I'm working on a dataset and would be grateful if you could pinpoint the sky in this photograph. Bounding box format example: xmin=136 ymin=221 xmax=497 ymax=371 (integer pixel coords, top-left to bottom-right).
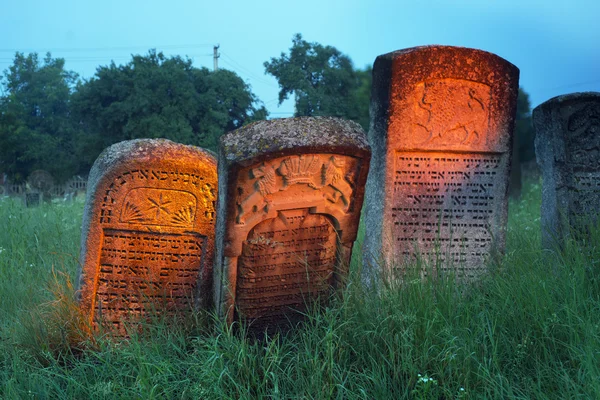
xmin=1 ymin=0 xmax=598 ymax=118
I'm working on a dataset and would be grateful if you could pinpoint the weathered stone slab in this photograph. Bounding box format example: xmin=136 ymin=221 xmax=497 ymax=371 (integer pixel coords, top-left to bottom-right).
xmin=362 ymin=46 xmax=519 ymax=281
xmin=77 ymin=139 xmax=217 ymax=333
xmin=533 ymin=92 xmax=600 ymax=249
xmin=214 ymin=117 xmax=370 ymax=332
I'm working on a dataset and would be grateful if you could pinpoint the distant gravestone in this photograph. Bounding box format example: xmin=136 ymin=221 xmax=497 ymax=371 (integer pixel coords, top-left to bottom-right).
xmin=362 ymin=46 xmax=519 ymax=281
xmin=24 ymin=191 xmax=42 ymax=207
xmin=214 ymin=117 xmax=370 ymax=332
xmin=28 ymin=170 xmax=54 ymax=193
xmin=77 ymin=139 xmax=217 ymax=333
xmin=533 ymin=92 xmax=600 ymax=249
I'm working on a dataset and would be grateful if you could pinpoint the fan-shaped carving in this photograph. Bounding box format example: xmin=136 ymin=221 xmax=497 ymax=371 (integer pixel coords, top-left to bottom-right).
xmin=121 ymin=202 xmax=144 ymax=223
xmin=171 ymin=205 xmax=195 ymax=227
xmin=278 ymin=155 xmax=322 ymax=188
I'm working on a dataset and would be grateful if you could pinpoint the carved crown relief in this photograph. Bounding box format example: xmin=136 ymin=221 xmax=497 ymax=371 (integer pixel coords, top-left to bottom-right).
xmin=236 ymin=154 xmax=355 ymax=225
xmin=413 ymin=79 xmax=491 ymax=147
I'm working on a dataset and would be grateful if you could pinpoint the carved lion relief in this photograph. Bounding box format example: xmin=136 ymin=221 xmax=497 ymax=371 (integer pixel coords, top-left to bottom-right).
xmin=413 ymin=79 xmax=491 ymax=147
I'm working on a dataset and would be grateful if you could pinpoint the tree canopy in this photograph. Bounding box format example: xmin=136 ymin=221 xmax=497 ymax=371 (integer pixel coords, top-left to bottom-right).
xmin=264 ymin=34 xmax=369 ymax=130
xmin=515 ymin=87 xmax=536 ymax=163
xmin=0 ymin=53 xmax=81 ymax=182
xmin=73 ymin=50 xmax=267 ymax=161
xmin=0 ymin=41 xmax=538 ymax=184
xmin=0 ymin=50 xmax=267 ymax=182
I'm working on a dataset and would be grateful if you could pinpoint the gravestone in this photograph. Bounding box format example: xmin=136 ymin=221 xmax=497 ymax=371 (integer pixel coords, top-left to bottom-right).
xmin=28 ymin=169 xmax=54 ymax=202
xmin=214 ymin=117 xmax=370 ymax=332
xmin=24 ymin=191 xmax=42 ymax=207
xmin=77 ymin=139 xmax=217 ymax=333
xmin=362 ymin=45 xmax=519 ymax=281
xmin=533 ymin=92 xmax=600 ymax=249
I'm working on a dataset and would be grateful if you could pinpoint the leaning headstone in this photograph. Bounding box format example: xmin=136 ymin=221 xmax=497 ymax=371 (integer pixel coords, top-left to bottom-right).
xmin=77 ymin=139 xmax=217 ymax=333
xmin=214 ymin=117 xmax=370 ymax=332
xmin=533 ymin=92 xmax=600 ymax=249
xmin=363 ymin=45 xmax=519 ymax=281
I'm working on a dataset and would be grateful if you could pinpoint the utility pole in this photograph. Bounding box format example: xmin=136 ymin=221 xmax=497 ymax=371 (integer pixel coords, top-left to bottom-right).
xmin=213 ymin=44 xmax=220 ymax=72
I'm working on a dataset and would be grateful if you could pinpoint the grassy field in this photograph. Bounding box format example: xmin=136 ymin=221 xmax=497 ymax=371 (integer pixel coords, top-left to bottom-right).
xmin=1 ymin=180 xmax=600 ymax=399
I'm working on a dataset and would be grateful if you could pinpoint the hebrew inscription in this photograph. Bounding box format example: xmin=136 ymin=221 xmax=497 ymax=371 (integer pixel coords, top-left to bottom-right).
xmin=96 ymin=229 xmax=205 ymax=331
xmin=99 ymin=169 xmax=215 ymax=225
xmin=565 ymin=103 xmax=600 ymax=219
xmin=534 ymin=93 xmax=600 ymax=248
xmin=413 ymin=79 xmax=491 ymax=148
xmin=78 ymin=139 xmax=217 ymax=333
xmin=235 ymin=209 xmax=336 ymax=329
xmin=392 ymin=152 xmax=502 ymax=276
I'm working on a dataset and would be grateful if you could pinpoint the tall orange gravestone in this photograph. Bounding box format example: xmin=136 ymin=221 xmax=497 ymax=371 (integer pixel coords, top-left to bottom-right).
xmin=77 ymin=139 xmax=217 ymax=333
xmin=362 ymin=46 xmax=519 ymax=281
xmin=214 ymin=117 xmax=370 ymax=332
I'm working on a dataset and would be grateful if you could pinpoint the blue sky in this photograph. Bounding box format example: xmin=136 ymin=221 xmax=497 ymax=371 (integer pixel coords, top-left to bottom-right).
xmin=1 ymin=0 xmax=598 ymax=117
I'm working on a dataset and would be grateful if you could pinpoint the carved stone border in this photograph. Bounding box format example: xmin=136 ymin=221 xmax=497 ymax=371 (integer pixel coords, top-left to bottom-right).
xmin=214 ymin=117 xmax=371 ymax=326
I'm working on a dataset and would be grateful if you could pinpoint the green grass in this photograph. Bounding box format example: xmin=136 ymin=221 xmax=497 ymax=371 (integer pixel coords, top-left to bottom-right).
xmin=2 ymin=180 xmax=600 ymax=399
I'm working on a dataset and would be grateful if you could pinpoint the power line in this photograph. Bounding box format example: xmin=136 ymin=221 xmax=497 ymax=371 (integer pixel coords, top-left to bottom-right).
xmin=220 ymin=52 xmax=279 ymax=88
xmin=0 ymin=54 xmax=213 ymax=63
xmin=220 ymin=61 xmax=280 ymax=89
xmin=0 ymin=44 xmax=213 ymax=53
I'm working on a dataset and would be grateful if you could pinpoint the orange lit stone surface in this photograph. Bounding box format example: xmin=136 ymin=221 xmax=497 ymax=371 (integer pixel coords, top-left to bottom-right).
xmin=214 ymin=117 xmax=370 ymax=332
xmin=363 ymin=46 xmax=519 ymax=280
xmin=77 ymin=139 xmax=217 ymax=333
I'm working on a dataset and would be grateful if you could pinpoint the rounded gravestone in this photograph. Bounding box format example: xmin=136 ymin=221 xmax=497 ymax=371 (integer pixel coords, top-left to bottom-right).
xmin=533 ymin=92 xmax=600 ymax=249
xmin=214 ymin=117 xmax=371 ymax=333
xmin=27 ymin=170 xmax=54 ymax=192
xmin=77 ymin=139 xmax=218 ymax=334
xmin=362 ymin=45 xmax=519 ymax=282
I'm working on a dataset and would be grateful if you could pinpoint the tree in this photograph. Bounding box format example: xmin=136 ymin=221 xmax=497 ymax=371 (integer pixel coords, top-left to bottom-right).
xmin=353 ymin=66 xmax=372 ymax=131
xmin=0 ymin=53 xmax=81 ymax=182
xmin=73 ymin=50 xmax=267 ymax=161
xmin=515 ymin=87 xmax=536 ymax=162
xmin=265 ymin=34 xmax=364 ymax=124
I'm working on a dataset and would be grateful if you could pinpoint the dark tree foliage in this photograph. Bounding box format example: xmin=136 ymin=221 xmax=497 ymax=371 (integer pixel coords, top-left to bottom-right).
xmin=73 ymin=50 xmax=267 ymax=164
xmin=353 ymin=66 xmax=372 ymax=132
xmin=265 ymin=34 xmax=369 ymax=129
xmin=0 ymin=50 xmax=267 ymax=182
xmin=515 ymin=87 xmax=536 ymax=162
xmin=0 ymin=53 xmax=82 ymax=182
